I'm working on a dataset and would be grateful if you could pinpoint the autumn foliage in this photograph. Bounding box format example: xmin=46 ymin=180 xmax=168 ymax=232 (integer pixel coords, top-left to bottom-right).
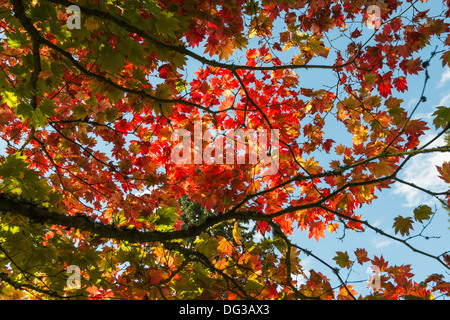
xmin=0 ymin=0 xmax=449 ymax=300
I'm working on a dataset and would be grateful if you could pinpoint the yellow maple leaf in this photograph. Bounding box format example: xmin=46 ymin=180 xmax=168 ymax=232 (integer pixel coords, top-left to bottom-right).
xmin=338 ymin=285 xmax=358 ymax=300
xmin=370 ymin=160 xmax=397 ymax=178
xmin=84 ymin=16 xmax=100 ymax=31
xmin=232 ymin=221 xmax=243 ymax=245
xmin=352 ymin=125 xmax=368 ymax=145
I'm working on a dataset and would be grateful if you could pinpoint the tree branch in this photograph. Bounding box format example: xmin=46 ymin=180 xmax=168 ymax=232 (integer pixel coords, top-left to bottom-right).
xmin=45 ymin=0 xmax=366 ymax=73
xmin=0 ymin=192 xmax=269 ymax=243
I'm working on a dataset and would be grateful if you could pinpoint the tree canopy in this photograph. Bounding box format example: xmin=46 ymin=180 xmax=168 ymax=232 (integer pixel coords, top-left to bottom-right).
xmin=0 ymin=0 xmax=449 ymax=300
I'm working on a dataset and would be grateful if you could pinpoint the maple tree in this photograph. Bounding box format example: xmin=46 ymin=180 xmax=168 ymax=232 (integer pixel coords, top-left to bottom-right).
xmin=0 ymin=0 xmax=449 ymax=300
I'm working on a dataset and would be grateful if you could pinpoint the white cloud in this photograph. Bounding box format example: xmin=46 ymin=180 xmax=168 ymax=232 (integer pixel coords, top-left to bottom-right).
xmin=438 ymin=67 xmax=450 ymax=88
xmin=295 ymin=257 xmax=312 ymax=287
xmin=372 ymin=238 xmax=392 ymax=249
xmin=412 ymin=111 xmax=433 ymax=122
xmin=371 ymin=219 xmax=384 ymax=228
xmin=392 ymin=135 xmax=448 ymax=207
xmin=438 ymin=92 xmax=450 ymax=107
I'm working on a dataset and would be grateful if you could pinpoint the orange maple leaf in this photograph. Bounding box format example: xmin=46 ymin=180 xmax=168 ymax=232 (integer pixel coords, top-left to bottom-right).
xmin=217 ymin=237 xmax=234 ymax=257
xmin=436 ymin=161 xmax=450 ymax=183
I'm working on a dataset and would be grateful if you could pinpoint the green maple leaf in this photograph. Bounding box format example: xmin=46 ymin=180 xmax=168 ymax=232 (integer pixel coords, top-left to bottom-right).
xmin=0 ymin=153 xmax=53 ymax=201
xmin=6 ymin=31 xmax=28 ymax=49
xmin=413 ymin=205 xmax=433 ymax=223
xmin=244 ymin=274 xmax=265 ymax=291
xmin=97 ymin=43 xmax=124 ymax=74
xmin=39 ymin=99 xmax=56 ymax=117
xmin=118 ymin=38 xmax=147 ymax=66
xmin=393 ymin=216 xmax=414 ymax=237
xmin=364 ymin=72 xmax=377 ymax=84
xmin=144 ymin=0 xmax=162 ymax=18
xmin=152 ymin=206 xmax=179 ymax=231
xmin=15 ymin=102 xmax=51 ymax=128
xmin=432 ymin=106 xmax=450 ymax=129
xmin=154 ymin=12 xmax=181 ymax=38
xmin=333 ymin=251 xmax=352 ymax=269
xmin=194 ymin=234 xmax=218 ymax=258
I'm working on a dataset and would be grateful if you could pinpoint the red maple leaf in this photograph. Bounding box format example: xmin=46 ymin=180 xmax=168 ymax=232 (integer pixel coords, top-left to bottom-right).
xmin=393 ymin=76 xmax=408 ymax=92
